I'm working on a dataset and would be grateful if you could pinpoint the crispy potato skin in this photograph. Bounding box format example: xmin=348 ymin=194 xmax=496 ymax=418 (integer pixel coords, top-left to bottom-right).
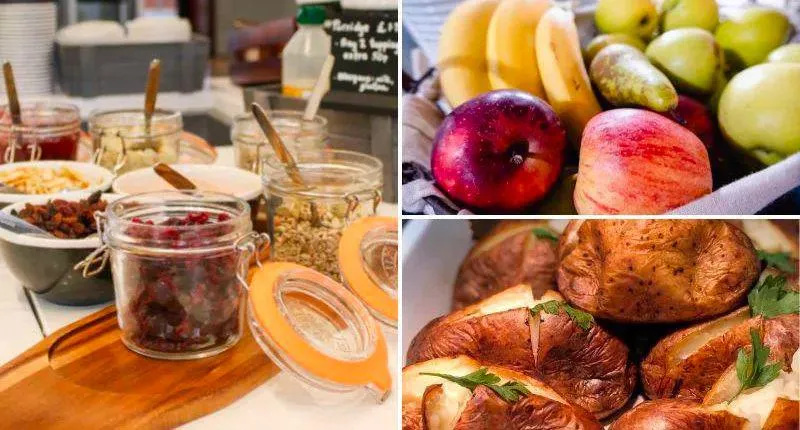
xmin=403 ymin=357 xmax=603 ymax=430
xmin=407 ymin=307 xmax=636 ymax=418
xmin=558 ymin=220 xmax=759 ymax=323
xmin=642 ymin=311 xmax=800 ymax=400
xmin=610 ymin=399 xmax=747 ymax=430
xmin=454 ymin=221 xmax=558 ymax=309
xmin=764 ymin=398 xmax=800 ymax=430
xmin=403 ymin=403 xmax=424 ymax=430
xmin=453 ymin=385 xmax=511 ymax=430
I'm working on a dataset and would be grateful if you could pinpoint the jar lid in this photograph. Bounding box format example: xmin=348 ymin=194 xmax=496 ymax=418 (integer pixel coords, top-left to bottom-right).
xmin=248 ymin=262 xmax=391 ymax=401
xmin=338 ymin=216 xmax=397 ymax=327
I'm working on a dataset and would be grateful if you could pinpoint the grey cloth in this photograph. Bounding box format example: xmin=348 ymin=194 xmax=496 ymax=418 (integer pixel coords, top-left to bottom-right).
xmin=670 ymin=152 xmax=800 ymax=215
xmin=401 ymin=74 xmax=474 ymax=215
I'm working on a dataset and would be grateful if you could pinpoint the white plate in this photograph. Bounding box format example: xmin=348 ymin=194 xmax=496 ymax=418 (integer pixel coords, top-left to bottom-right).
xmin=0 ymin=161 xmax=113 ymax=205
xmin=113 ymin=164 xmax=263 ymax=201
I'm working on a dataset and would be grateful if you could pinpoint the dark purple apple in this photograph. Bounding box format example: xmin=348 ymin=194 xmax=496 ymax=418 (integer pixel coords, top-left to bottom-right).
xmin=431 ymin=90 xmax=566 ymax=212
xmin=659 ymin=95 xmax=715 ymax=149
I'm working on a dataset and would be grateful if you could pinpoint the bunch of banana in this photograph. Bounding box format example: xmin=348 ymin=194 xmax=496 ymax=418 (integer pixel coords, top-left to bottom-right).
xmin=438 ymin=0 xmax=600 ymax=144
xmin=535 ymin=7 xmax=602 ymax=144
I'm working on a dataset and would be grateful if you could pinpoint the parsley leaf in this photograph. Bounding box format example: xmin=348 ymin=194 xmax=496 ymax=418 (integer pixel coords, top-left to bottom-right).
xmin=530 ymin=300 xmax=594 ymax=330
xmin=531 ymin=227 xmax=558 ymax=242
xmin=420 ymin=368 xmax=531 ymax=403
xmin=757 ymin=250 xmax=797 ymax=274
xmin=748 ymin=275 xmax=800 ymax=318
xmin=732 ymin=329 xmax=783 ymax=401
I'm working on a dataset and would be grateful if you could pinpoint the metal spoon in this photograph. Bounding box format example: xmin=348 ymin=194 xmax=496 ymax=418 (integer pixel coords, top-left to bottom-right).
xmin=143 ymin=59 xmax=161 ymax=144
xmin=2 ymin=62 xmax=24 ymax=163
xmin=0 ymin=211 xmax=53 ymax=237
xmin=154 ymin=163 xmax=197 ymax=190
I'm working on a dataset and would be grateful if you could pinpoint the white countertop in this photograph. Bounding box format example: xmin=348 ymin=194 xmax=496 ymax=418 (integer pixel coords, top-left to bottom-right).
xmin=1 ymin=145 xmax=399 ymax=428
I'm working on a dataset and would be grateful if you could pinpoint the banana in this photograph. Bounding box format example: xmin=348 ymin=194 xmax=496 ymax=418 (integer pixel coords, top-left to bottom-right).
xmin=535 ymin=7 xmax=602 ymax=146
xmin=487 ymin=0 xmax=550 ymax=98
xmin=438 ymin=0 xmax=500 ymax=107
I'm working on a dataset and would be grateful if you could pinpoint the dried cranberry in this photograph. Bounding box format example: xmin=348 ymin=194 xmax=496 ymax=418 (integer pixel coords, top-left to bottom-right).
xmin=120 ymin=211 xmax=243 ymax=355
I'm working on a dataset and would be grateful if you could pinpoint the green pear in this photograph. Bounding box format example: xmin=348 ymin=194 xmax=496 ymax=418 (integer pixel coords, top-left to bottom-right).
xmin=715 ymin=7 xmax=791 ymax=71
xmin=646 ymin=28 xmax=724 ymax=95
xmin=660 ymin=0 xmax=718 ymax=32
xmin=595 ymin=0 xmax=658 ymax=39
xmin=590 ymin=44 xmax=678 ymax=111
xmin=584 ymin=34 xmax=647 ymax=64
xmin=768 ymin=44 xmax=800 ymax=64
xmin=718 ymin=63 xmax=800 ymax=165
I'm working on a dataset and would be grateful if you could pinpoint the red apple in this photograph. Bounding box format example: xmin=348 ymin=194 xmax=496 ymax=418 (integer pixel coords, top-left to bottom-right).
xmin=431 ymin=90 xmax=566 ymax=212
xmin=575 ymin=109 xmax=712 ymax=214
xmin=659 ymin=95 xmax=715 ymax=149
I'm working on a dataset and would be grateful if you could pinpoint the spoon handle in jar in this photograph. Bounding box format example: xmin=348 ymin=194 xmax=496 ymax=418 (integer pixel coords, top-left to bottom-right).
xmin=144 ymin=59 xmax=161 ymax=131
xmin=303 ymin=55 xmax=335 ymax=121
xmin=2 ymin=62 xmax=22 ymax=126
xmin=154 ymin=163 xmax=197 ymax=190
xmin=250 ymin=103 xmax=305 ymax=186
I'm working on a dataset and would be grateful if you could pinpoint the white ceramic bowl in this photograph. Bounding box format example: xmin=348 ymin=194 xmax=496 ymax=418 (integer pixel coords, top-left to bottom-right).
xmin=0 ymin=160 xmax=114 ymax=206
xmin=112 ymin=164 xmax=262 ymax=201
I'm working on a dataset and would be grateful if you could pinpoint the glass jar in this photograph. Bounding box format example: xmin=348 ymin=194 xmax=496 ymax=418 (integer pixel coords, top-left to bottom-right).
xmin=98 ymin=191 xmax=265 ymax=360
xmin=0 ymin=103 xmax=81 ymax=163
xmin=88 ymin=108 xmax=182 ymax=174
xmin=232 ymin=110 xmax=328 ymax=174
xmin=264 ymin=149 xmax=382 ymax=279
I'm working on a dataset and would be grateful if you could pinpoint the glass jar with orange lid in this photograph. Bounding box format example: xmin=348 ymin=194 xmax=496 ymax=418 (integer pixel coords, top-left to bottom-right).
xmin=264 ymin=149 xmax=382 ymax=279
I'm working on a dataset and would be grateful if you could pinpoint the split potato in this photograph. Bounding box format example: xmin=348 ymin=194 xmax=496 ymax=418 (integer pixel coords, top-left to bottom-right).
xmin=453 ymin=221 xmax=559 ymax=309
xmin=558 ymin=220 xmax=760 ymax=323
xmin=614 ymin=349 xmax=800 ymax=430
xmin=641 ymin=308 xmax=799 ymax=401
xmin=407 ymin=285 xmax=636 ymax=419
xmin=402 ymin=356 xmax=602 ymax=430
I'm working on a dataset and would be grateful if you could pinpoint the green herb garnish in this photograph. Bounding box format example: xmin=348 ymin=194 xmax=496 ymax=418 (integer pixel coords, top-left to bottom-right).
xmin=757 ymin=250 xmax=797 ymax=274
xmin=748 ymin=275 xmax=800 ymax=318
xmin=732 ymin=329 xmax=782 ymax=401
xmin=530 ymin=300 xmax=594 ymax=330
xmin=420 ymin=368 xmax=531 ymax=403
xmin=531 ymin=227 xmax=558 ymax=242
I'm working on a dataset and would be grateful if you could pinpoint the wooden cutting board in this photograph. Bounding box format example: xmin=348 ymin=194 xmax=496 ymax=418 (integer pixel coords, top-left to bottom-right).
xmin=0 ymin=306 xmax=279 ymax=429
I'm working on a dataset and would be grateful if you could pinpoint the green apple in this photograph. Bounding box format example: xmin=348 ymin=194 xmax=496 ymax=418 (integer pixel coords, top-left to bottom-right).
xmin=768 ymin=44 xmax=800 ymax=63
xmin=584 ymin=33 xmax=647 ymax=64
xmin=660 ymin=0 xmax=718 ymax=32
xmin=646 ymin=28 xmax=724 ymax=95
xmin=715 ymin=7 xmax=791 ymax=71
xmin=595 ymin=0 xmax=658 ymax=39
xmin=718 ymin=63 xmax=800 ymax=165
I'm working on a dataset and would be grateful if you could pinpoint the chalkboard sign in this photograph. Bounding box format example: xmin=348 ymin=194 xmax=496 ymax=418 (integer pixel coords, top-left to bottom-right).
xmin=326 ymin=9 xmax=398 ymax=96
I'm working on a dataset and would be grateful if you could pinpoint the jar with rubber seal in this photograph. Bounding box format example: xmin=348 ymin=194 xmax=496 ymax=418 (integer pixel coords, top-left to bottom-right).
xmin=264 ymin=149 xmax=383 ymax=279
xmin=88 ymin=108 xmax=181 ymax=174
xmin=338 ymin=216 xmax=397 ymax=329
xmin=247 ymin=261 xmax=392 ymax=402
xmin=78 ymin=191 xmax=268 ymax=360
xmin=0 ymin=103 xmax=81 ymax=163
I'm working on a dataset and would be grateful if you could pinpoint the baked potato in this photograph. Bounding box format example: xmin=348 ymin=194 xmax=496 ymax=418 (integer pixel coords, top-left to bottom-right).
xmin=614 ymin=348 xmax=800 ymax=430
xmin=453 ymin=221 xmax=559 ymax=309
xmin=407 ymin=285 xmax=636 ymax=419
xmin=641 ymin=307 xmax=799 ymax=401
xmin=557 ymin=220 xmax=760 ymax=323
xmin=402 ymin=356 xmax=602 ymax=430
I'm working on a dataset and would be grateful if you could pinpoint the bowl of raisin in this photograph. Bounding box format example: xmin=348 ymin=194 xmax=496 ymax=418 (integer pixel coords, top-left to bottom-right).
xmin=0 ymin=192 xmax=116 ymax=305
